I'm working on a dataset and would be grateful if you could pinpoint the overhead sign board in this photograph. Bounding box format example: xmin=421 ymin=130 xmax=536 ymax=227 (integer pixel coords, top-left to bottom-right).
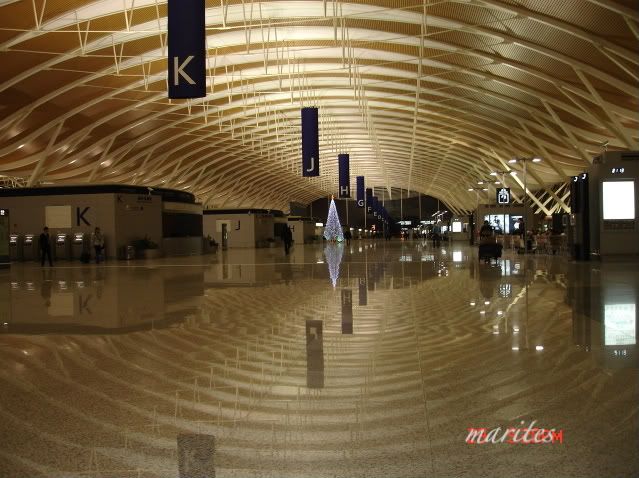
xmin=496 ymin=187 xmax=511 ymax=205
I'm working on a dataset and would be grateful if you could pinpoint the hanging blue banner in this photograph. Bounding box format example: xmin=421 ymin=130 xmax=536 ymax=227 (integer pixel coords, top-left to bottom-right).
xmin=370 ymin=196 xmax=379 ymax=217
xmin=356 ymin=176 xmax=365 ymax=207
xmin=366 ymin=188 xmax=373 ymax=214
xmin=301 ymin=107 xmax=319 ymax=176
xmin=168 ymin=0 xmax=206 ymax=99
xmin=338 ymin=154 xmax=350 ymax=198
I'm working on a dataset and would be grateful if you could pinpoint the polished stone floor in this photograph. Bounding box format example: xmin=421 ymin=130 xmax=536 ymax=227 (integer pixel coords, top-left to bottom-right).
xmin=0 ymin=241 xmax=637 ymax=478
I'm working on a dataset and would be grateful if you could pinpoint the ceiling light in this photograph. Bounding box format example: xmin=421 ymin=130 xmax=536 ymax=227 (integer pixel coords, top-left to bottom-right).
xmin=490 ymin=172 xmax=498 ymax=176
xmin=532 ymin=157 xmax=542 ymax=163
xmin=535 ymin=345 xmax=544 ymax=351
xmin=494 ymin=181 xmax=501 ymax=185
xmin=468 ymin=188 xmax=473 ymax=191
xmin=17 ymin=144 xmax=25 ymax=149
xmin=478 ymin=181 xmax=484 ymax=185
xmin=483 ymin=188 xmax=488 ymax=191
xmin=508 ymin=159 xmax=517 ymax=164
xmin=510 ymin=171 xmax=517 ymax=176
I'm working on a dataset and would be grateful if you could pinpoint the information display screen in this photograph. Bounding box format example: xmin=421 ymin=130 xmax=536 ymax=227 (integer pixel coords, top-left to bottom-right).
xmin=603 ymin=181 xmax=635 ymax=220
xmin=452 ymin=221 xmax=462 ymax=233
xmin=74 ymin=233 xmax=84 ymax=243
xmin=56 ymin=234 xmax=66 ymax=244
xmin=604 ymin=304 xmax=636 ymax=346
xmin=45 ymin=205 xmax=72 ymax=228
xmin=484 ymin=214 xmax=521 ymax=234
xmin=24 ymin=234 xmax=34 ymax=244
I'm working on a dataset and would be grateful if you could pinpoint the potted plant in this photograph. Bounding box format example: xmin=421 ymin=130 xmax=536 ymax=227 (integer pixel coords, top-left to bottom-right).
xmin=131 ymin=236 xmax=161 ymax=259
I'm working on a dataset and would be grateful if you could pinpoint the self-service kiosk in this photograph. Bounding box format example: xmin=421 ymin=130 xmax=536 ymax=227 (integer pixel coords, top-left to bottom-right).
xmin=23 ymin=234 xmax=36 ymax=261
xmin=72 ymin=232 xmax=88 ymax=260
xmin=569 ymin=150 xmax=639 ymax=259
xmin=9 ymin=234 xmax=21 ymax=261
xmin=55 ymin=233 xmax=72 ymax=260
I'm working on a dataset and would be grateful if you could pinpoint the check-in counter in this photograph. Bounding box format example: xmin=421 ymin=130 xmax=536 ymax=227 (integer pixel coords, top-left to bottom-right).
xmin=54 ymin=233 xmax=72 ymax=260
xmin=9 ymin=234 xmax=21 ymax=261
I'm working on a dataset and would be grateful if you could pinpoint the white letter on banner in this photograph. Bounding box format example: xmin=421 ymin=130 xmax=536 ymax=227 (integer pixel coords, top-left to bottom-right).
xmin=340 ymin=186 xmax=350 ymax=196
xmin=174 ymin=56 xmax=196 ymax=85
xmin=306 ymin=157 xmax=316 ymax=172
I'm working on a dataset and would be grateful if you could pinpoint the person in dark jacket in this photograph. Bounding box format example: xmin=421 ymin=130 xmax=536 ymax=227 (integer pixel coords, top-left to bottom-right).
xmin=283 ymin=226 xmax=293 ymax=255
xmin=343 ymin=227 xmax=352 ymax=246
xmin=39 ymin=226 xmax=53 ymax=266
xmin=480 ymin=220 xmax=494 ymax=239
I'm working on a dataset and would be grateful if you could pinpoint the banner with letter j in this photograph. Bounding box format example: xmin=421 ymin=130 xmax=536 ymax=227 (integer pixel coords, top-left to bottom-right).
xmin=302 ymin=107 xmax=320 ymax=176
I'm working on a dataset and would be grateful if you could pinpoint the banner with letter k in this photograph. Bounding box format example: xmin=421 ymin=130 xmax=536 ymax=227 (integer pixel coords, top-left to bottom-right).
xmin=168 ymin=0 xmax=206 ymax=99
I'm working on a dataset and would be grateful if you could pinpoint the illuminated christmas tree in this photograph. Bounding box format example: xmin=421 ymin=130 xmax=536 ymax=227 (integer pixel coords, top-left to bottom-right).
xmin=323 ymin=197 xmax=344 ymax=242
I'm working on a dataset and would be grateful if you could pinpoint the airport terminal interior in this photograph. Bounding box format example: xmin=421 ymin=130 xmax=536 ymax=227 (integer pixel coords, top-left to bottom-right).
xmin=0 ymin=1 xmax=638 ymax=477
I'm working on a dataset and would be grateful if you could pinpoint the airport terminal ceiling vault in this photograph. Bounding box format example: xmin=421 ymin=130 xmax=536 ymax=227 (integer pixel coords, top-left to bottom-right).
xmin=0 ymin=0 xmax=638 ymax=212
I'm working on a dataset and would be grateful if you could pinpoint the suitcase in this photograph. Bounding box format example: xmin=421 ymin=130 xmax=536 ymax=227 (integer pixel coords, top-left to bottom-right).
xmin=479 ymin=243 xmax=502 ymax=261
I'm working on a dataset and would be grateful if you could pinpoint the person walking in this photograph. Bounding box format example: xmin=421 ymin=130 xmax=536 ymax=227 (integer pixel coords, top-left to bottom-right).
xmin=344 ymin=227 xmax=352 ymax=246
xmin=39 ymin=226 xmax=53 ymax=267
xmin=283 ymin=225 xmax=293 ymax=255
xmin=92 ymin=227 xmax=105 ymax=263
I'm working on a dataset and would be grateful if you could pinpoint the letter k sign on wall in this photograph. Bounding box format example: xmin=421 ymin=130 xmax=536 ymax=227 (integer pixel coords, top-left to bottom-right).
xmin=167 ymin=0 xmax=206 ymax=99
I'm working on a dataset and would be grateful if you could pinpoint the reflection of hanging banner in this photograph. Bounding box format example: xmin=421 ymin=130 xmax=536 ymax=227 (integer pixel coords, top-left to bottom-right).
xmin=338 ymin=154 xmax=350 ymax=198
xmin=356 ymin=176 xmax=365 ymax=207
xmin=305 ymin=319 xmax=324 ymax=388
xmin=168 ymin=0 xmax=206 ymax=99
xmin=177 ymin=434 xmax=215 ymax=478
xmin=341 ymin=289 xmax=353 ymax=334
xmin=301 ymin=107 xmax=319 ymax=176
xmin=358 ymin=277 xmax=367 ymax=306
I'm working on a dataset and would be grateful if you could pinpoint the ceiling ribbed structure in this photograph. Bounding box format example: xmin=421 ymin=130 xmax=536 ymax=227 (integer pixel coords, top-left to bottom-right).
xmin=0 ymin=0 xmax=638 ymax=213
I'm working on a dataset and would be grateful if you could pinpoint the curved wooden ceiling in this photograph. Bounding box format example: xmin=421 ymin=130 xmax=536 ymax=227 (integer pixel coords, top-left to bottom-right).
xmin=0 ymin=0 xmax=638 ymax=212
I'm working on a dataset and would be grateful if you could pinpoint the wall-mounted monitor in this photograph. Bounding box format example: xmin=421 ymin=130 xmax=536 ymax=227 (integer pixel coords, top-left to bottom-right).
xmin=452 ymin=221 xmax=462 ymax=233
xmin=602 ymin=181 xmax=635 ymax=220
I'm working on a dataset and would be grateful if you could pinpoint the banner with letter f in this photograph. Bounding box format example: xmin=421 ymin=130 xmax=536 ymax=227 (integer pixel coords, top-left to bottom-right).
xmin=168 ymin=0 xmax=206 ymax=99
xmin=338 ymin=154 xmax=350 ymax=198
xmin=302 ymin=107 xmax=319 ymax=176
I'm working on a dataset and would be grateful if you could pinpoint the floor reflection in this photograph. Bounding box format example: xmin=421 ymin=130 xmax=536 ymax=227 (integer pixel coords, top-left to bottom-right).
xmin=0 ymin=241 xmax=637 ymax=477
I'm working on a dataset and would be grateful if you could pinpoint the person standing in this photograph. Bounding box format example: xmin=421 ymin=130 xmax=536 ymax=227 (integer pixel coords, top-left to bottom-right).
xmin=283 ymin=225 xmax=293 ymax=255
xmin=39 ymin=226 xmax=53 ymax=267
xmin=92 ymin=227 xmax=105 ymax=263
